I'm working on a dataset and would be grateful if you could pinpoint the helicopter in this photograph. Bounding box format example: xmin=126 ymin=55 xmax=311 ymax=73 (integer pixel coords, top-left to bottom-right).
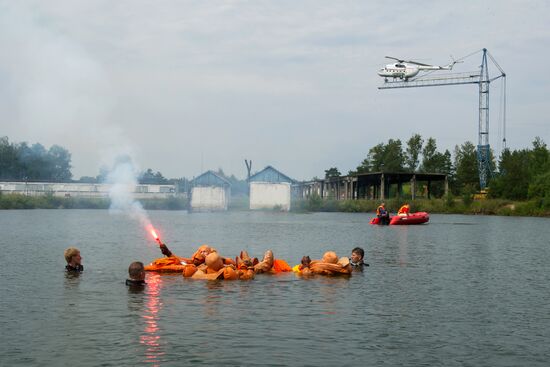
xmin=378 ymin=56 xmax=460 ymax=81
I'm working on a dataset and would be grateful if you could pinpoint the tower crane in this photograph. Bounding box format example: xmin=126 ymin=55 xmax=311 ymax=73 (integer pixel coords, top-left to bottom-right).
xmin=378 ymin=48 xmax=506 ymax=190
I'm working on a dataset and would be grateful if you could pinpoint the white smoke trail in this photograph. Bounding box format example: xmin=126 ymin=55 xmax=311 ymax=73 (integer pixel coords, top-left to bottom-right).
xmin=106 ymin=155 xmax=153 ymax=233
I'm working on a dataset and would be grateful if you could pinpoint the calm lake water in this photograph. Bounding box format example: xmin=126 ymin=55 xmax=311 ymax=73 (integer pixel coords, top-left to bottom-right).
xmin=1 ymin=210 xmax=549 ymax=366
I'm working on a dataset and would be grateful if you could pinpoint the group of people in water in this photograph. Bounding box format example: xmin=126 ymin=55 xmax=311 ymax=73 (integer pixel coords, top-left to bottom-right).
xmin=376 ymin=202 xmax=411 ymax=225
xmin=63 ymin=204 xmax=416 ymax=282
xmin=63 ymin=243 xmax=369 ymax=287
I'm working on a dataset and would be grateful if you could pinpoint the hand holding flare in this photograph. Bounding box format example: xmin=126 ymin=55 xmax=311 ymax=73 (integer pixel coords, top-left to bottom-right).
xmin=151 ymin=229 xmax=172 ymax=257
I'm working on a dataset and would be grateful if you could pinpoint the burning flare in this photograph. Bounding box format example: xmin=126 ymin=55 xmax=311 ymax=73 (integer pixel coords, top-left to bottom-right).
xmin=150 ymin=229 xmax=159 ymax=241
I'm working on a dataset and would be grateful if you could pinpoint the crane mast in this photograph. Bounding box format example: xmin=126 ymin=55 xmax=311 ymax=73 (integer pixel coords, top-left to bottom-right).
xmin=378 ymin=48 xmax=506 ymax=190
xmin=478 ymin=49 xmax=491 ymax=189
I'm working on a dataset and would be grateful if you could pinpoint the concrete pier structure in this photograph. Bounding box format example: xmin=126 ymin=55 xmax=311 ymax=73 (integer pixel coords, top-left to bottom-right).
xmin=293 ymin=172 xmax=447 ymax=201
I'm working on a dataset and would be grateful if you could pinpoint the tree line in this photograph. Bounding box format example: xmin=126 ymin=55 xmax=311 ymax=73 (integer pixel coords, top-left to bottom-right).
xmin=0 ymin=136 xmax=176 ymax=185
xmin=324 ymin=134 xmax=550 ymax=203
xmin=0 ymin=137 xmax=250 ymax=194
xmin=3 ymin=134 xmax=549 ymax=205
xmin=0 ymin=136 xmax=73 ymax=182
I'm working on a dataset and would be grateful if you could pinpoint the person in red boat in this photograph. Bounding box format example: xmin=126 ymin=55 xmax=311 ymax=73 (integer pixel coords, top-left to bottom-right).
xmin=376 ymin=202 xmax=390 ymax=225
xmin=397 ymin=203 xmax=410 ymax=217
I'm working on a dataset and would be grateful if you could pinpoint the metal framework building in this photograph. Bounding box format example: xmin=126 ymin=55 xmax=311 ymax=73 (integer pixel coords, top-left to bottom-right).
xmin=293 ymin=172 xmax=447 ymax=201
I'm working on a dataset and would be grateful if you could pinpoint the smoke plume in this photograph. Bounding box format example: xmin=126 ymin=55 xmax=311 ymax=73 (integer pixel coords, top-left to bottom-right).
xmin=106 ymin=155 xmax=153 ymax=232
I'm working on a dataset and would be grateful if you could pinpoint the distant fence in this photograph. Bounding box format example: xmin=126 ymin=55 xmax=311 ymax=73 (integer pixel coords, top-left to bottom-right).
xmin=0 ymin=181 xmax=185 ymax=199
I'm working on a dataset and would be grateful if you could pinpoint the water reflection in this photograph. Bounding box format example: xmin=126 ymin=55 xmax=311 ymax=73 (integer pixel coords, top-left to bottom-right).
xmin=5 ymin=211 xmax=550 ymax=366
xmin=318 ymin=276 xmax=350 ymax=315
xmin=139 ymin=274 xmax=165 ymax=366
xmin=396 ymin=227 xmax=410 ymax=267
xmin=64 ymin=271 xmax=82 ymax=283
xmin=203 ymin=281 xmax=225 ymax=318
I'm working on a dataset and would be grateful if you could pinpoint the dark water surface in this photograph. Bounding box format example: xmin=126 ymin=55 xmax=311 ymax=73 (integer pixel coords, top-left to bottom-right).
xmin=1 ymin=210 xmax=549 ymax=366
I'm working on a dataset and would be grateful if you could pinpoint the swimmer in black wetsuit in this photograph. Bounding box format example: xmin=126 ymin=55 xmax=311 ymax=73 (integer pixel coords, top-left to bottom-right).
xmin=64 ymin=247 xmax=83 ymax=273
xmin=350 ymin=247 xmax=369 ymax=271
xmin=126 ymin=261 xmax=146 ymax=287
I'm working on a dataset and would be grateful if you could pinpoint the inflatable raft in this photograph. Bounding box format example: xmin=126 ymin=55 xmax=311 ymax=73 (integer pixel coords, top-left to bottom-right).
xmin=145 ymin=250 xmax=292 ymax=276
xmin=370 ymin=211 xmax=429 ymax=225
xmin=144 ymin=256 xmax=190 ymax=273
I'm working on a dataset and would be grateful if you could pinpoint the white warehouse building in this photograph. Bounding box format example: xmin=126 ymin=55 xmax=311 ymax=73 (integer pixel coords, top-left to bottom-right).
xmin=249 ymin=166 xmax=295 ymax=211
xmin=190 ymin=171 xmax=231 ymax=212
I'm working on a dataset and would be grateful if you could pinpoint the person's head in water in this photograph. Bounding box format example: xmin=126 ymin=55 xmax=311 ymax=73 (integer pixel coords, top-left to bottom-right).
xmin=64 ymin=247 xmax=81 ymax=265
xmin=351 ymin=247 xmax=364 ymax=264
xmin=128 ymin=261 xmax=145 ymax=281
xmin=64 ymin=247 xmax=83 ymax=272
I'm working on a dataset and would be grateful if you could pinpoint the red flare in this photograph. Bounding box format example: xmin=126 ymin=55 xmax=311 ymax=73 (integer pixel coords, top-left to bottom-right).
xmin=151 ymin=229 xmax=159 ymax=240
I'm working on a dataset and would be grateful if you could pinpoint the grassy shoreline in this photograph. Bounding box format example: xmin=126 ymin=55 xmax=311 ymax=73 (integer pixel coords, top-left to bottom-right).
xmin=1 ymin=193 xmax=549 ymax=217
xmin=0 ymin=193 xmax=188 ymax=210
xmin=291 ymin=197 xmax=550 ymax=217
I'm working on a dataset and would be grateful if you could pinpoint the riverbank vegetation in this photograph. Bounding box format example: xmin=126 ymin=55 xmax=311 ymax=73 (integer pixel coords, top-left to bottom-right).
xmin=0 ymin=193 xmax=188 ymax=210
xmin=319 ymin=134 xmax=550 ymax=215
xmin=291 ymin=196 xmax=550 ymax=217
xmin=2 ymin=134 xmax=549 ymax=216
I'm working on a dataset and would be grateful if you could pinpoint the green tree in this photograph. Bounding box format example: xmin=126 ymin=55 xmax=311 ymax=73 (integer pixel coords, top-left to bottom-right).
xmin=79 ymin=176 xmax=98 ymax=183
xmin=490 ymin=148 xmax=530 ymax=200
xmin=405 ymin=133 xmax=423 ymax=172
xmin=96 ymin=166 xmax=109 ymax=183
xmin=454 ymin=141 xmax=480 ymax=193
xmin=353 ymin=157 xmax=371 ymax=174
xmin=420 ymin=138 xmax=437 ymax=172
xmin=0 ymin=137 xmax=19 ymax=180
xmin=368 ymin=143 xmax=385 ymax=171
xmin=0 ymin=138 xmax=73 ymax=181
xmin=324 ymin=167 xmax=341 ymax=178
xmin=420 ymin=138 xmax=452 ymax=174
xmin=490 ymin=138 xmax=550 ymax=200
xmin=139 ymin=168 xmax=168 ymax=184
xmin=528 ymin=171 xmax=550 ymax=204
xmin=48 ymin=145 xmax=72 ymax=181
xmin=384 ymin=139 xmax=405 ymax=172
xmin=529 ymin=137 xmax=549 ymax=176
xmin=368 ymin=139 xmax=405 ymax=172
xmin=226 ymin=174 xmax=248 ymax=196
xmin=527 ymin=137 xmax=550 ymax=204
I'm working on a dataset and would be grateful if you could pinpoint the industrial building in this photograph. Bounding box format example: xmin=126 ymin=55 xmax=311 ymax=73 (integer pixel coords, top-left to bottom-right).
xmin=293 ymin=172 xmax=448 ymax=200
xmin=249 ymin=166 xmax=294 ymax=211
xmin=189 ymin=171 xmax=231 ymax=211
xmin=0 ymin=181 xmax=177 ymax=199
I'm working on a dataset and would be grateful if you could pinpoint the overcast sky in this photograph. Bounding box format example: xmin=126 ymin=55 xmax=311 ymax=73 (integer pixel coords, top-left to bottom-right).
xmin=1 ymin=0 xmax=548 ymax=180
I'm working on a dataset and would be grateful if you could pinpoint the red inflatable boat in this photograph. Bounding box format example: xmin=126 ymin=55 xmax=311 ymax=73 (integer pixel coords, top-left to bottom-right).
xmin=370 ymin=212 xmax=429 ymax=225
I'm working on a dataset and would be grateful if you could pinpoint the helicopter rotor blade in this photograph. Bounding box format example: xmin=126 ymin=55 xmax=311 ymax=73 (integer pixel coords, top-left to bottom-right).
xmin=385 ymin=56 xmax=405 ymax=63
xmin=404 ymin=60 xmax=433 ymax=67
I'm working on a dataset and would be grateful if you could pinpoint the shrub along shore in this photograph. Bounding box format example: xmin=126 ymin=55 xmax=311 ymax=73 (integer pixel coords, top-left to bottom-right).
xmin=291 ymin=196 xmax=550 ymax=217
xmin=1 ymin=193 xmax=549 ymax=217
xmin=0 ymin=193 xmax=188 ymax=210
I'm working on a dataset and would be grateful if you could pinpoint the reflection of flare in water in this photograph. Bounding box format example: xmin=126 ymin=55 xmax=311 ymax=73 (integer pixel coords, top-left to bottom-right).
xmin=140 ymin=274 xmax=165 ymax=366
